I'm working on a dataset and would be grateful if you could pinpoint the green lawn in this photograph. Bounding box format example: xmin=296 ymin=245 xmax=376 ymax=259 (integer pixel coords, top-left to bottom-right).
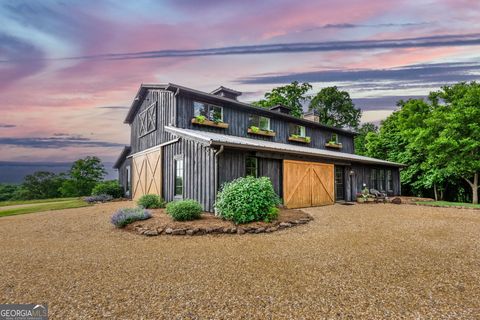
xmin=414 ymin=200 xmax=480 ymax=209
xmin=0 ymin=198 xmax=91 ymax=217
xmin=0 ymin=197 xmax=77 ymax=207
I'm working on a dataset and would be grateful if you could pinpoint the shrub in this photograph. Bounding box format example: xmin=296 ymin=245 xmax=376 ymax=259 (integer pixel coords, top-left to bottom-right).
xmin=111 ymin=207 xmax=152 ymax=228
xmin=166 ymin=199 xmax=202 ymax=221
xmin=83 ymin=194 xmax=113 ymax=203
xmin=92 ymin=180 xmax=124 ymax=198
xmin=137 ymin=194 xmax=165 ymax=209
xmin=215 ymin=176 xmax=280 ymax=224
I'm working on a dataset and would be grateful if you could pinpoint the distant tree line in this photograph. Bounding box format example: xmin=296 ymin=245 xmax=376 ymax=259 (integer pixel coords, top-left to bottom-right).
xmin=0 ymin=156 xmax=123 ymax=201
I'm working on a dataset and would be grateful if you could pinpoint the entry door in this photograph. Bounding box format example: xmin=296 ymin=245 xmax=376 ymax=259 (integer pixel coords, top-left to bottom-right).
xmin=283 ymin=160 xmax=335 ymax=208
xmin=132 ymin=148 xmax=162 ymax=201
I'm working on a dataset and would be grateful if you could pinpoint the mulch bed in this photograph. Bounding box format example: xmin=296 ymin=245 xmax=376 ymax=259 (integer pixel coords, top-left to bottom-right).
xmin=125 ymin=208 xmax=313 ymax=236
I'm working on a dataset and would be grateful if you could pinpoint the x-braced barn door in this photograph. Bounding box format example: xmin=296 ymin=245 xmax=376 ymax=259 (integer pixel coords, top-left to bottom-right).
xmin=132 ymin=148 xmax=162 ymax=201
xmin=283 ymin=160 xmax=334 ymax=208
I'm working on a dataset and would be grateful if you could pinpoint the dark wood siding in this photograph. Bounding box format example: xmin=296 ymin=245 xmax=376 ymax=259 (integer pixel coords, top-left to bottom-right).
xmin=131 ymin=89 xmax=175 ymax=154
xmin=118 ymin=157 xmax=131 ymax=198
xmin=163 ymin=139 xmax=216 ymax=211
xmin=350 ymin=164 xmax=401 ymax=200
xmin=217 ymin=149 xmax=282 ymax=198
xmin=176 ymin=96 xmax=354 ymax=153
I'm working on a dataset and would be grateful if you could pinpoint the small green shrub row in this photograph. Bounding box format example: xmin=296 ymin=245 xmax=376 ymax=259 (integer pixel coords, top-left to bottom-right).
xmin=166 ymin=199 xmax=202 ymax=221
xmin=92 ymin=180 xmax=124 ymax=198
xmin=137 ymin=194 xmax=166 ymax=209
xmin=215 ymin=176 xmax=280 ymax=224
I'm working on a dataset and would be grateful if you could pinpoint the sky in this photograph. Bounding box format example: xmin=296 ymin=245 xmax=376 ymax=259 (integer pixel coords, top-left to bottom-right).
xmin=1 ymin=0 xmax=479 ymax=163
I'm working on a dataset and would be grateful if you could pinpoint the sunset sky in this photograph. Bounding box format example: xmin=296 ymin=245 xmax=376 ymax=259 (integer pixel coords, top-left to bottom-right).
xmin=1 ymin=0 xmax=479 ymax=163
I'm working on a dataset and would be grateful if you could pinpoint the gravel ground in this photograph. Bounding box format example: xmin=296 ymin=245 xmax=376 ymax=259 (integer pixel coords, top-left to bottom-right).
xmin=0 ymin=202 xmax=479 ymax=319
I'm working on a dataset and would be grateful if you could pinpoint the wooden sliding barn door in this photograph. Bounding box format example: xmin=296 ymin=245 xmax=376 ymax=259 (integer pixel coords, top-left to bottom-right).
xmin=132 ymin=148 xmax=162 ymax=201
xmin=283 ymin=160 xmax=334 ymax=208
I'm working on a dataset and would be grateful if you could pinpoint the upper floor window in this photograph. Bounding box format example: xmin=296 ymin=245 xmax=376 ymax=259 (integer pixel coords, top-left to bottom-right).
xmin=245 ymin=156 xmax=258 ymax=177
xmin=249 ymin=115 xmax=271 ymax=131
xmin=330 ymin=133 xmax=339 ymax=143
xmin=289 ymin=124 xmax=306 ymax=138
xmin=194 ymin=101 xmax=223 ymax=122
xmin=139 ymin=103 xmax=157 ymax=137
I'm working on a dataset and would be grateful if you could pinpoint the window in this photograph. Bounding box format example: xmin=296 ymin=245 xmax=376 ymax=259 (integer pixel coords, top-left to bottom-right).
xmin=335 ymin=166 xmax=344 ymax=200
xmin=370 ymin=168 xmax=386 ymax=191
xmin=138 ymin=103 xmax=157 ymax=137
xmin=194 ymin=101 xmax=223 ymax=122
xmin=125 ymin=165 xmax=131 ymax=197
xmin=245 ymin=156 xmax=258 ymax=177
xmin=174 ymin=158 xmax=184 ymax=197
xmin=386 ymin=170 xmax=393 ymax=192
xmin=330 ymin=133 xmax=339 ymax=143
xmin=249 ymin=115 xmax=271 ymax=131
xmin=289 ymin=124 xmax=306 ymax=137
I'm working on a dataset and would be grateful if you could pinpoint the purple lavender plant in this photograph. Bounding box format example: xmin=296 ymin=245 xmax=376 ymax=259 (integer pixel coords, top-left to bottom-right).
xmin=111 ymin=207 xmax=152 ymax=228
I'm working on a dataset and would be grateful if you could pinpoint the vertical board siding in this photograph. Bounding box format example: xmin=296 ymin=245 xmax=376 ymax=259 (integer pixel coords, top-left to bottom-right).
xmin=176 ymin=96 xmax=355 ymax=154
xmin=163 ymin=139 xmax=216 ymax=212
xmin=118 ymin=158 xmax=131 ymax=196
xmin=131 ymin=89 xmax=175 ymax=154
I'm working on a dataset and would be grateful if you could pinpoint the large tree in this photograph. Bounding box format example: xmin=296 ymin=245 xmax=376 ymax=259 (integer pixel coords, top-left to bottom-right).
xmin=309 ymin=86 xmax=362 ymax=129
xmin=253 ymin=81 xmax=312 ymax=118
xmin=423 ymin=82 xmax=480 ymax=204
xmin=364 ymin=82 xmax=480 ymax=204
xmin=354 ymin=122 xmax=378 ymax=156
xmin=60 ymin=156 xmax=106 ymax=197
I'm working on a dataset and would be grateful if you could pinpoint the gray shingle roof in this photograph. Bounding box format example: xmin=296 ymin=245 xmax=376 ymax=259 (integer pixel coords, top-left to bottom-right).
xmin=164 ymin=126 xmax=404 ymax=167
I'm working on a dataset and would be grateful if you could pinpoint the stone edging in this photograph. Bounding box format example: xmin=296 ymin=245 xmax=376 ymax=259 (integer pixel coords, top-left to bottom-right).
xmin=133 ymin=215 xmax=314 ymax=237
xmin=411 ymin=202 xmax=480 ymax=210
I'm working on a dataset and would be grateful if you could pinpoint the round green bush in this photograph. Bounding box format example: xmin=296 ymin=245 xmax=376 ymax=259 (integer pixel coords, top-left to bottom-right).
xmin=92 ymin=180 xmax=124 ymax=198
xmin=215 ymin=176 xmax=280 ymax=224
xmin=137 ymin=194 xmax=165 ymax=209
xmin=166 ymin=199 xmax=202 ymax=221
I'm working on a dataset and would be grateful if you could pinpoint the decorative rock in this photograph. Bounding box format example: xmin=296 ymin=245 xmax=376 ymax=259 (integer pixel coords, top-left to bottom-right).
xmin=255 ymin=227 xmax=265 ymax=233
xmin=266 ymin=226 xmax=278 ymax=232
xmin=222 ymin=227 xmax=230 ymax=233
xmin=165 ymin=228 xmax=173 ymax=235
xmin=172 ymin=229 xmax=186 ymax=235
xmin=196 ymin=228 xmax=206 ymax=235
xmin=279 ymin=222 xmax=292 ymax=228
xmin=391 ymin=197 xmax=402 ymax=204
xmin=237 ymin=228 xmax=245 ymax=234
xmin=205 ymin=227 xmax=213 ymax=234
xmin=144 ymin=230 xmax=158 ymax=236
xmin=230 ymin=227 xmax=237 ymax=234
xmin=186 ymin=229 xmax=195 ymax=236
xmin=157 ymin=228 xmax=164 ymax=234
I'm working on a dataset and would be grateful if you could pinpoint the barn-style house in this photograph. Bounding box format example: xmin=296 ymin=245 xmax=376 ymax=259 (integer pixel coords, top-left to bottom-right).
xmin=114 ymin=83 xmax=402 ymax=211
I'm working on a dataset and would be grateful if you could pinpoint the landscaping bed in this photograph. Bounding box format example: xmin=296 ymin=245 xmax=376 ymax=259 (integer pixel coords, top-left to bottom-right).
xmin=125 ymin=208 xmax=313 ymax=236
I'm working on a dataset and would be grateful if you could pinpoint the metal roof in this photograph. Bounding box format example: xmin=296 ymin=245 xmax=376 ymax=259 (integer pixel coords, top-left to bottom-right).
xmin=164 ymin=126 xmax=404 ymax=167
xmin=113 ymin=146 xmax=131 ymax=169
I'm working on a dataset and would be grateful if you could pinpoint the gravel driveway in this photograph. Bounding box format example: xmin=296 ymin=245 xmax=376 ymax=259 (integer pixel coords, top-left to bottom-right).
xmin=0 ymin=202 xmax=479 ymax=319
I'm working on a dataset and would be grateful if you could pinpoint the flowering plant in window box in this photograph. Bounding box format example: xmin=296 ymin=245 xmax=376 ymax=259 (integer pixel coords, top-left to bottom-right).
xmin=288 ymin=135 xmax=311 ymax=143
xmin=247 ymin=126 xmax=276 ymax=137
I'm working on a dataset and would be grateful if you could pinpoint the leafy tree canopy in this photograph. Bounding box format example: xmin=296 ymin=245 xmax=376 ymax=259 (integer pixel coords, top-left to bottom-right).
xmin=19 ymin=171 xmax=66 ymax=199
xmin=309 ymin=86 xmax=362 ymax=129
xmin=253 ymin=81 xmax=312 ymax=118
xmin=354 ymin=123 xmax=378 ymax=156
xmin=60 ymin=156 xmax=106 ymax=197
xmin=363 ymin=82 xmax=480 ymax=203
